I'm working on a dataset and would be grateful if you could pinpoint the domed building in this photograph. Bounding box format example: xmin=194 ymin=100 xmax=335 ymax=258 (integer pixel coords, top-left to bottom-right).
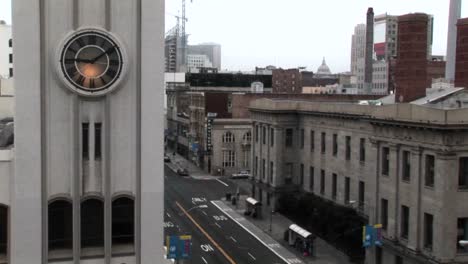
xmin=316 ymin=57 xmax=333 ymax=77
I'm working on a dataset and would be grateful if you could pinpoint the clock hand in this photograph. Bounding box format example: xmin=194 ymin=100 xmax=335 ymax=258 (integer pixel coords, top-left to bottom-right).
xmin=74 ymin=58 xmax=94 ymax=63
xmin=91 ymin=46 xmax=115 ymax=63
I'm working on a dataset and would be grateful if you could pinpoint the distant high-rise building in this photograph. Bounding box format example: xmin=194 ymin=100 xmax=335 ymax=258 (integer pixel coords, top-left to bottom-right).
xmin=188 ymin=43 xmax=221 ymax=71
xmin=374 ymin=14 xmax=398 ymax=61
xmin=446 ymin=0 xmax=462 ymax=81
xmin=350 ymin=24 xmax=366 ymax=76
xmin=0 ymin=21 xmax=12 ymax=78
xmin=364 ymin=7 xmax=374 ymax=94
xmin=187 ymin=54 xmax=213 ymax=72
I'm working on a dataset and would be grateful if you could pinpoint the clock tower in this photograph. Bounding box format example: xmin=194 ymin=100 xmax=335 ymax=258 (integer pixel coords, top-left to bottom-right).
xmin=12 ymin=0 xmax=164 ymax=263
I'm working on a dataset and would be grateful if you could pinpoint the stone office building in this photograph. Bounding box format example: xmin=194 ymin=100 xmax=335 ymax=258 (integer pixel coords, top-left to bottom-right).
xmin=250 ymin=98 xmax=468 ymax=264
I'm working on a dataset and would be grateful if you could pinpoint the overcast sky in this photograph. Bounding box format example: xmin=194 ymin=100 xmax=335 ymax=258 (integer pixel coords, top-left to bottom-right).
xmin=2 ymin=1 xmax=468 ymax=72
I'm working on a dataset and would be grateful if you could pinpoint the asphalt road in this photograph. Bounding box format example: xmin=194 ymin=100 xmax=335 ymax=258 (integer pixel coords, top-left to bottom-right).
xmin=164 ymin=165 xmax=287 ymax=264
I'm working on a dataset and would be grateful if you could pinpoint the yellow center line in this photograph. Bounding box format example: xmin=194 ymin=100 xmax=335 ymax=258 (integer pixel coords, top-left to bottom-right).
xmin=175 ymin=201 xmax=237 ymax=264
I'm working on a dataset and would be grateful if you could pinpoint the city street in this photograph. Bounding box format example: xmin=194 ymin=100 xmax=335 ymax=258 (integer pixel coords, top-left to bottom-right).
xmin=164 ymin=165 xmax=288 ymax=264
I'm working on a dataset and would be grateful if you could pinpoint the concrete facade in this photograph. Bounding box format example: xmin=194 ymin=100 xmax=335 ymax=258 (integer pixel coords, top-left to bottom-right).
xmin=250 ymin=98 xmax=468 ymax=264
xmin=0 ymin=22 xmax=12 ymax=79
xmin=446 ymin=0 xmax=462 ymax=81
xmin=210 ymin=118 xmax=252 ymax=176
xmin=11 ymin=0 xmax=165 ymax=263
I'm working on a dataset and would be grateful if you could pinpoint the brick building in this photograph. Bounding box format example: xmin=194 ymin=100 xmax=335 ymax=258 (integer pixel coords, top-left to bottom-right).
xmin=455 ymin=18 xmax=468 ymax=89
xmin=272 ymin=68 xmax=302 ymax=93
xmin=394 ymin=13 xmax=429 ymax=103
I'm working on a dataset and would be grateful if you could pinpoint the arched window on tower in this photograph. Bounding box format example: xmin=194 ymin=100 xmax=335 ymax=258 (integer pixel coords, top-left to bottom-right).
xmin=0 ymin=205 xmax=7 ymax=260
xmin=48 ymin=200 xmax=73 ymax=251
xmin=243 ymin=131 xmax=251 ymax=142
xmin=112 ymin=197 xmax=134 ymax=248
xmin=222 ymin=131 xmax=235 ymax=143
xmin=81 ymin=199 xmax=104 ymax=249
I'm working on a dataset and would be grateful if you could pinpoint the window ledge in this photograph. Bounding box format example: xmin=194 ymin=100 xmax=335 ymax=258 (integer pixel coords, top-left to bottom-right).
xmin=402 ymin=179 xmax=411 ymax=184
xmin=424 ymin=185 xmax=434 ymax=191
xmin=458 ymin=187 xmax=468 ymax=192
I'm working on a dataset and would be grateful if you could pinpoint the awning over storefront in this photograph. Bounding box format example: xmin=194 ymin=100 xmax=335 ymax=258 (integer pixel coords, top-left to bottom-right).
xmin=289 ymin=224 xmax=313 ymax=239
xmin=246 ymin=197 xmax=261 ymax=206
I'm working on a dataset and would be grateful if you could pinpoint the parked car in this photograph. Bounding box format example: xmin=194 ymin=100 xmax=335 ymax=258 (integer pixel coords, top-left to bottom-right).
xmin=230 ymin=170 xmax=251 ymax=179
xmin=177 ymin=168 xmax=189 ymax=176
xmin=164 ymin=155 xmax=171 ymax=162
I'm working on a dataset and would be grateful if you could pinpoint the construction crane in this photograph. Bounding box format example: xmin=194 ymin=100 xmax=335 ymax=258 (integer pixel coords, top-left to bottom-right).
xmin=180 ymin=0 xmax=193 ymax=72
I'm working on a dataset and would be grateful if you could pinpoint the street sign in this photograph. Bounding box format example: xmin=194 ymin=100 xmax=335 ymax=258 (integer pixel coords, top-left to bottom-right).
xmin=166 ymin=235 xmax=192 ymax=259
xmin=362 ymin=224 xmax=383 ymax=248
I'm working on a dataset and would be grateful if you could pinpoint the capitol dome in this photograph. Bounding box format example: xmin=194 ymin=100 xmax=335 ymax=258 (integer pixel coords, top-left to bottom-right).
xmin=316 ymin=57 xmax=332 ymax=75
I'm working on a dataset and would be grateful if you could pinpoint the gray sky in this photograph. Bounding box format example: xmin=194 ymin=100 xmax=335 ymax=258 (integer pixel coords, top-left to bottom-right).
xmin=2 ymin=1 xmax=468 ymax=72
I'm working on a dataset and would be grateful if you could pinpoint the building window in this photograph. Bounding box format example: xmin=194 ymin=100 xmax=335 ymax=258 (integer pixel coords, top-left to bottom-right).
xmin=0 ymin=205 xmax=6 ymax=256
xmin=285 ymin=163 xmax=293 ymax=184
xmin=48 ymin=200 xmax=73 ymax=251
xmin=375 ymin=246 xmax=382 ymax=264
xmin=425 ymin=155 xmax=435 ymax=187
xmin=270 ymin=128 xmax=274 ymax=146
xmin=400 ymin=205 xmax=409 ymax=239
xmin=82 ymin=123 xmax=89 ymax=160
xmin=332 ymin=134 xmax=338 ymax=156
xmin=360 ymin=138 xmax=366 ymax=162
xmin=310 ymin=130 xmax=315 ymax=151
xmin=332 ymin=173 xmax=337 ymax=200
xmin=243 ymin=149 xmax=250 ymax=168
xmin=459 ymin=157 xmax=468 ymax=189
xmin=262 ymin=159 xmax=266 ymax=179
xmin=222 ymin=131 xmax=235 ymax=143
xmin=344 ymin=177 xmax=350 ymax=204
xmin=255 ymin=125 xmax=259 ymax=142
xmin=457 ymin=218 xmax=468 ymax=252
xmin=262 ymin=126 xmax=266 ymax=145
xmin=81 ymin=199 xmax=104 ymax=248
xmin=381 ymin=199 xmax=388 ymax=230
xmin=395 ymin=256 xmax=403 ymax=264
xmin=300 ymin=129 xmax=304 ymax=149
xmin=255 ymin=156 xmax=258 ymax=177
xmin=309 ymin=167 xmax=315 ymax=191
xmin=320 ymin=170 xmax=325 ymax=195
xmin=267 ymin=192 xmax=271 ymax=206
xmin=382 ymin=147 xmax=390 ymax=176
xmin=358 ymin=181 xmax=365 ymax=210
xmin=321 ymin=132 xmax=326 ymax=154
xmin=402 ymin=151 xmax=411 ymax=182
xmin=112 ymin=197 xmax=134 ymax=246
xmin=345 ymin=136 xmax=351 ymax=160
xmin=300 ymin=163 xmax=304 ymax=185
xmin=222 ymin=150 xmax=235 ymax=167
xmin=424 ymin=213 xmax=433 ymax=250
xmin=269 ymin=161 xmax=274 ymax=183
xmin=8 ymin=54 xmax=12 ymax=64
xmin=285 ymin=129 xmax=293 ymax=147
xmin=95 ymin=123 xmax=102 ymax=160
xmin=8 ymin=39 xmax=12 ymax=48
xmin=9 ymin=68 xmax=13 ymax=77
xmin=243 ymin=131 xmax=251 ymax=143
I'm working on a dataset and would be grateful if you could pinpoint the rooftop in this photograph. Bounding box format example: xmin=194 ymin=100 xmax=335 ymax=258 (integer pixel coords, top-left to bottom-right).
xmin=249 ymin=98 xmax=468 ymax=126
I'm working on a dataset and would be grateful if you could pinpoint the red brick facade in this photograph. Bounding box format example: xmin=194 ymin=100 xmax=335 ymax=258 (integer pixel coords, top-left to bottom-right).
xmin=395 ymin=13 xmax=428 ymax=103
xmin=455 ymin=18 xmax=468 ymax=89
xmin=272 ymin=69 xmax=302 ymax=93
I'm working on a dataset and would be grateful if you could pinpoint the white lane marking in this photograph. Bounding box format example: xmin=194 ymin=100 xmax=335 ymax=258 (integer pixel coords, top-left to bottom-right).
xmin=211 ymin=201 xmax=300 ymax=264
xmin=166 ymin=212 xmax=171 ymax=218
xmin=216 ymin=179 xmax=229 ymax=187
xmin=201 ymin=244 xmax=215 ymax=252
xmin=248 ymin=252 xmax=256 ymax=261
xmin=230 ymin=236 xmax=237 ymax=243
xmin=202 ymin=211 xmax=208 ymax=216
xmin=215 ymin=222 xmax=221 ymax=228
xmin=201 ymin=256 xmax=208 ymax=264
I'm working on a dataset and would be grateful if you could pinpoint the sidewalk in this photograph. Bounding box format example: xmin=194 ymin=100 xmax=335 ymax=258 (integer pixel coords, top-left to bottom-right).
xmin=220 ymin=195 xmax=353 ymax=264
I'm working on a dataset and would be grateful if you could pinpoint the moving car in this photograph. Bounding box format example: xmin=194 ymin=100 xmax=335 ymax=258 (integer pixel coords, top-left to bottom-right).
xmin=164 ymin=155 xmax=171 ymax=162
xmin=230 ymin=170 xmax=251 ymax=179
xmin=177 ymin=168 xmax=189 ymax=176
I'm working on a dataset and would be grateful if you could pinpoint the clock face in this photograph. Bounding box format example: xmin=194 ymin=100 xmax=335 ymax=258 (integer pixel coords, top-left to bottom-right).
xmin=60 ymin=30 xmax=124 ymax=94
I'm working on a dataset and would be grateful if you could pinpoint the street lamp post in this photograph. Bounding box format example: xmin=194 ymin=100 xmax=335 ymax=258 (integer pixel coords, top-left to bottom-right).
xmin=269 ymin=210 xmax=275 ymax=233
